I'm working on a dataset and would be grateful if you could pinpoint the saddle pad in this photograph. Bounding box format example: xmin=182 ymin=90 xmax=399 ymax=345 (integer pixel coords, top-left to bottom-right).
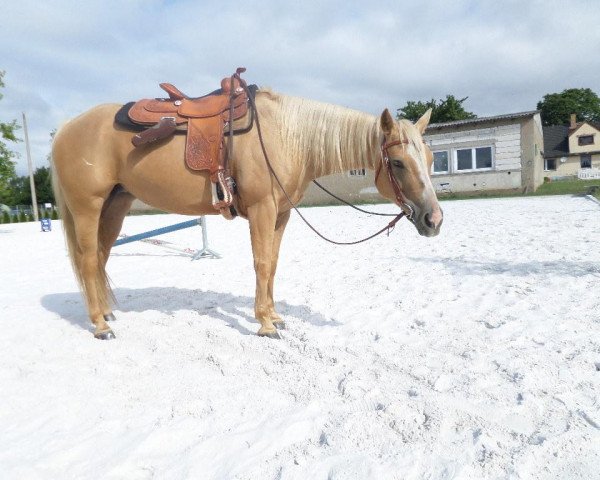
xmin=114 ymin=102 xmax=147 ymax=132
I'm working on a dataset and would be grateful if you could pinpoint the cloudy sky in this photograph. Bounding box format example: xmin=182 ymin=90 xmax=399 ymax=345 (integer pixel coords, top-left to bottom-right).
xmin=1 ymin=0 xmax=599 ymax=175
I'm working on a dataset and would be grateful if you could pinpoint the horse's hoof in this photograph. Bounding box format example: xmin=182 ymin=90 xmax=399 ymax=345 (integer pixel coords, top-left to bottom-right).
xmin=258 ymin=329 xmax=281 ymax=340
xmin=104 ymin=313 xmax=117 ymax=322
xmin=273 ymin=321 xmax=286 ymax=330
xmin=94 ymin=330 xmax=116 ymax=340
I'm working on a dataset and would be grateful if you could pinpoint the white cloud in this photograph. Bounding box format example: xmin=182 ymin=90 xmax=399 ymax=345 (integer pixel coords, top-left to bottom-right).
xmin=1 ymin=0 xmax=599 ymax=175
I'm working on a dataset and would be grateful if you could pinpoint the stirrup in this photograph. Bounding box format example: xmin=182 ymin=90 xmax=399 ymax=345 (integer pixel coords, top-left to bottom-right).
xmin=211 ymin=171 xmax=236 ymax=220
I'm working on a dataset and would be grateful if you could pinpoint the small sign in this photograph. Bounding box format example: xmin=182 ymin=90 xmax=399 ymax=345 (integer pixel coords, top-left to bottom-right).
xmin=44 ymin=203 xmax=52 ymax=209
xmin=41 ymin=218 xmax=52 ymax=232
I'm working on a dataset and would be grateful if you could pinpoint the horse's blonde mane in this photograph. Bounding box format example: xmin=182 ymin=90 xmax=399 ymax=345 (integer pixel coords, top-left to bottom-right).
xmin=269 ymin=92 xmax=380 ymax=176
xmin=263 ymin=90 xmax=426 ymax=176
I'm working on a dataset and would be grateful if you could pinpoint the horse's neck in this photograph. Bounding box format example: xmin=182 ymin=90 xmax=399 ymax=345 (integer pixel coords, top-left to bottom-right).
xmin=309 ymin=116 xmax=382 ymax=180
xmin=274 ymin=94 xmax=382 ymax=180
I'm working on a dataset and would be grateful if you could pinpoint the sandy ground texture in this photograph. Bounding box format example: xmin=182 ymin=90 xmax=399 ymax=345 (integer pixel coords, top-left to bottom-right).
xmin=1 ymin=195 xmax=599 ymax=480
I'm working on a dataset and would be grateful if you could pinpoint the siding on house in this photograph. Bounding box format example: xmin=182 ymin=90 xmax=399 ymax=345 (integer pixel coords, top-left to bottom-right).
xmin=301 ymin=171 xmax=384 ymax=206
xmin=569 ymin=123 xmax=600 ymax=154
xmin=424 ymin=112 xmax=543 ymax=193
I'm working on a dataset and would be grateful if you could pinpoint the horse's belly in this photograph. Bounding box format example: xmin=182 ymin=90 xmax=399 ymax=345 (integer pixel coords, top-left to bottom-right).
xmin=119 ymin=139 xmax=216 ymax=215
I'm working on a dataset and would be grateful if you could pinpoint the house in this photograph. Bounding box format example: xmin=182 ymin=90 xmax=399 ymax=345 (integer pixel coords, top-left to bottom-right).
xmin=424 ymin=111 xmax=544 ymax=194
xmin=542 ymin=115 xmax=600 ymax=179
xmin=301 ymin=110 xmax=544 ymax=205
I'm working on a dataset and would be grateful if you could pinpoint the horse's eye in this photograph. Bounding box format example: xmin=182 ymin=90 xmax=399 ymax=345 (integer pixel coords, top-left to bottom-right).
xmin=392 ymin=160 xmax=405 ymax=169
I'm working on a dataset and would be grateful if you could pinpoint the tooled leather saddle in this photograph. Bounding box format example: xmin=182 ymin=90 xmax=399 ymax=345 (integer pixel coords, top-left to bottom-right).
xmin=121 ymin=67 xmax=253 ymax=219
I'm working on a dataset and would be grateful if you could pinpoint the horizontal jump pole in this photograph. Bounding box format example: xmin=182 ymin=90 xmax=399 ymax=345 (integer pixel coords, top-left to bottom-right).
xmin=113 ymin=219 xmax=200 ymax=246
xmin=113 ymin=217 xmax=221 ymax=260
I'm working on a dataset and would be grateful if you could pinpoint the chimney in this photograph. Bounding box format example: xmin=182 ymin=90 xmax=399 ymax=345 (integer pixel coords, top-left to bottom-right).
xmin=570 ymin=114 xmax=577 ymax=129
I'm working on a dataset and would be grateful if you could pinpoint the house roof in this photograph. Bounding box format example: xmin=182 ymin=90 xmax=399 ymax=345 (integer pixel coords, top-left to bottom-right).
xmin=425 ymin=110 xmax=540 ymax=131
xmin=543 ymin=125 xmax=569 ymax=157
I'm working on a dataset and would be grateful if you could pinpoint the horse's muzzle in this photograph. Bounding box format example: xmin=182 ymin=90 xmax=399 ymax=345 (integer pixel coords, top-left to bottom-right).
xmin=415 ymin=206 xmax=443 ymax=237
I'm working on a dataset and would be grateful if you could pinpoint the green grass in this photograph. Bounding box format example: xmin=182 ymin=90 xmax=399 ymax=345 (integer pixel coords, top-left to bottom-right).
xmin=533 ymin=178 xmax=600 ymax=199
xmin=437 ymin=178 xmax=600 ymax=201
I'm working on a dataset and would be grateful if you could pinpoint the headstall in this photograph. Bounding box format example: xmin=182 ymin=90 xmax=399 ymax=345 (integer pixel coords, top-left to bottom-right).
xmin=377 ymin=139 xmax=415 ymax=221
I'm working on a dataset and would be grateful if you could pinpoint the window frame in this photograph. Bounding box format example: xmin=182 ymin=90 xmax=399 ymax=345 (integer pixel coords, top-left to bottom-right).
xmin=431 ymin=150 xmax=450 ymax=175
xmin=544 ymin=158 xmax=557 ymax=171
xmin=578 ymin=135 xmax=594 ymax=146
xmin=580 ymin=154 xmax=592 ymax=169
xmin=453 ymin=146 xmax=494 ymax=172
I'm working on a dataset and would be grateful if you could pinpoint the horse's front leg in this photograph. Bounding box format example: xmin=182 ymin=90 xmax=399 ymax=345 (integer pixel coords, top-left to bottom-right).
xmin=268 ymin=210 xmax=290 ymax=330
xmin=247 ymin=201 xmax=280 ymax=338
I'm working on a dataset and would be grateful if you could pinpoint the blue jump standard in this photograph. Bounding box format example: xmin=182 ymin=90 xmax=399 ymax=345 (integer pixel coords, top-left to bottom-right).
xmin=113 ymin=219 xmax=200 ymax=246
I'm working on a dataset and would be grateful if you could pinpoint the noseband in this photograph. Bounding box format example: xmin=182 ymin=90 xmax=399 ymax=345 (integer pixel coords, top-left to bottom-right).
xmin=376 ymin=139 xmax=415 ymax=221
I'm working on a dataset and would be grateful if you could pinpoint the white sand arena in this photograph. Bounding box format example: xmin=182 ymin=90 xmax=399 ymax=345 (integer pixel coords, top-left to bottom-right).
xmin=0 ymin=195 xmax=599 ymax=479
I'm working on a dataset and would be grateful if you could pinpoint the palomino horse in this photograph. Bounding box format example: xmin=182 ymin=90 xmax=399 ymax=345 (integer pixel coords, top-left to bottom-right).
xmin=52 ymin=88 xmax=443 ymax=340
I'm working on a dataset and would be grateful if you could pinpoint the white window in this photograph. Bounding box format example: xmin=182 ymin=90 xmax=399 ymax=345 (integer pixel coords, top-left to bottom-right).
xmin=455 ymin=146 xmax=493 ymax=171
xmin=349 ymin=169 xmax=366 ymax=177
xmin=432 ymin=151 xmax=449 ymax=174
xmin=544 ymin=158 xmax=557 ymax=171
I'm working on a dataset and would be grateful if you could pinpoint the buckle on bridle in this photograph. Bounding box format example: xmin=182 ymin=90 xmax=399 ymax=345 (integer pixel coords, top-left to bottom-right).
xmin=402 ymin=202 xmax=415 ymax=221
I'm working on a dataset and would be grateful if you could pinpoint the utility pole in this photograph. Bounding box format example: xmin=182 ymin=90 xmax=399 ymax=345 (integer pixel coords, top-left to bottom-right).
xmin=22 ymin=112 xmax=39 ymax=221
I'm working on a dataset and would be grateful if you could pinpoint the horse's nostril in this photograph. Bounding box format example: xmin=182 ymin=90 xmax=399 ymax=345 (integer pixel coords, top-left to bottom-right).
xmin=424 ymin=213 xmax=435 ymax=229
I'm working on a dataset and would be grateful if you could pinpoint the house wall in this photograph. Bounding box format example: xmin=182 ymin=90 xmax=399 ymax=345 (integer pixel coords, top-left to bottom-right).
xmin=548 ymin=153 xmax=600 ymax=178
xmin=301 ymin=171 xmax=384 ymax=206
xmin=568 ymin=123 xmax=600 ymax=154
xmin=425 ymin=121 xmax=525 ymax=193
xmin=520 ymin=114 xmax=545 ymax=192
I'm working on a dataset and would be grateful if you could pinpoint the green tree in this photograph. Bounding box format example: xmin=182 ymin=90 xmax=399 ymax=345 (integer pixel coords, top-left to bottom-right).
xmin=2 ymin=167 xmax=55 ymax=206
xmin=0 ymin=71 xmax=19 ymax=200
xmin=34 ymin=166 xmax=55 ymax=204
xmin=537 ymin=88 xmax=600 ymax=126
xmin=5 ymin=175 xmax=29 ymax=205
xmin=398 ymin=95 xmax=476 ymax=124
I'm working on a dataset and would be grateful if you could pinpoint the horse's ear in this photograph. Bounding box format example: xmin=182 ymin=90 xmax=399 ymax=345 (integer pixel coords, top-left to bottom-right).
xmin=415 ymin=108 xmax=432 ymax=134
xmin=380 ymin=109 xmax=395 ymax=136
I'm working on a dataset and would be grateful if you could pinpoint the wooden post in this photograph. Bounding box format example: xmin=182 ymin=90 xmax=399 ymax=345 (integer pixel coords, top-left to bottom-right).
xmin=22 ymin=112 xmax=39 ymax=221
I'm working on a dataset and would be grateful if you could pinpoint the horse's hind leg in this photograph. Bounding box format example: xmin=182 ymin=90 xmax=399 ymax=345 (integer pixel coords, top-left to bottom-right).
xmin=97 ymin=188 xmax=135 ymax=322
xmin=72 ymin=198 xmax=115 ymax=339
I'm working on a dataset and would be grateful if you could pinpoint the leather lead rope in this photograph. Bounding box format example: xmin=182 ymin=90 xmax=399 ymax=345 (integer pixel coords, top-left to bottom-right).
xmin=243 ymin=85 xmax=406 ymax=245
xmin=312 ymin=179 xmax=399 ymax=217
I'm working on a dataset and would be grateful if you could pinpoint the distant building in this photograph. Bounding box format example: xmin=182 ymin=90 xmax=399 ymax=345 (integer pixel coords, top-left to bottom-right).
xmin=542 ymin=115 xmax=600 ymax=179
xmin=424 ymin=111 xmax=544 ymax=194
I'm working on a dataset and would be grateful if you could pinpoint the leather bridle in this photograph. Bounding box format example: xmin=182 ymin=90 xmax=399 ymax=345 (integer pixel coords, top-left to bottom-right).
xmin=376 ymin=139 xmax=415 ymax=221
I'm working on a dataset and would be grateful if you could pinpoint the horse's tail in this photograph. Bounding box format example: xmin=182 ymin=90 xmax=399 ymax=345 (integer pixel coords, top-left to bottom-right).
xmin=51 ymin=129 xmax=114 ymax=309
xmin=51 ymin=145 xmax=81 ymax=288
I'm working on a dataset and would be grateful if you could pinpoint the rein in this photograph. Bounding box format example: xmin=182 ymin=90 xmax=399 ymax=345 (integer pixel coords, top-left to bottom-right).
xmin=242 ymin=83 xmax=406 ymax=245
xmin=312 ymin=180 xmax=399 ymax=217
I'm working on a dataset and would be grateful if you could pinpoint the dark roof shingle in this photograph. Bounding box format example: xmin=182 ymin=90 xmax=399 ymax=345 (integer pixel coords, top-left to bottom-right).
xmin=543 ymin=125 xmax=569 ymax=157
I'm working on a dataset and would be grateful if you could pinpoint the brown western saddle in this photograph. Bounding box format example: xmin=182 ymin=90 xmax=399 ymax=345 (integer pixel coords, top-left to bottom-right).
xmin=126 ymin=67 xmax=251 ymax=219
